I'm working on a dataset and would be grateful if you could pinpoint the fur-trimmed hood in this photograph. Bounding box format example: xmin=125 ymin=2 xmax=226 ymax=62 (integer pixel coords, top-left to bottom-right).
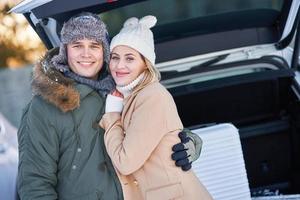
xmin=32 ymin=48 xmax=81 ymax=112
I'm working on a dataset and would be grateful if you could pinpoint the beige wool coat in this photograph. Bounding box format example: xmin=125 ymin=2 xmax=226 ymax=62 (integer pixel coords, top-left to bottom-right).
xmin=100 ymin=81 xmax=213 ymax=200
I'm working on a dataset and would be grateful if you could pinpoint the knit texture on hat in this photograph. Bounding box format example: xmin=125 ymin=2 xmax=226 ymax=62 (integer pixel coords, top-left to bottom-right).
xmin=51 ymin=12 xmax=110 ymax=72
xmin=110 ymin=15 xmax=157 ymax=66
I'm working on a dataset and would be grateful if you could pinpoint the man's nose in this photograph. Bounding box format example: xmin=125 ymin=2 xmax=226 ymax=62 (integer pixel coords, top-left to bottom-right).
xmin=81 ymin=47 xmax=91 ymax=57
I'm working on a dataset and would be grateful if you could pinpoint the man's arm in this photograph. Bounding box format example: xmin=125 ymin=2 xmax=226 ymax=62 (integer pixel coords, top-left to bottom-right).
xmin=171 ymin=129 xmax=203 ymax=171
xmin=17 ymin=97 xmax=59 ymax=200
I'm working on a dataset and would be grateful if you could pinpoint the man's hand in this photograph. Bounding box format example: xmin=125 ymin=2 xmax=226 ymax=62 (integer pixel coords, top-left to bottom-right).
xmin=171 ymin=129 xmax=203 ymax=171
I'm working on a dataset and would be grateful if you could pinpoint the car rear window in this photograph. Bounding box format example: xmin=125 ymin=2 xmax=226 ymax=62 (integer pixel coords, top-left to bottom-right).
xmin=99 ymin=0 xmax=284 ymax=39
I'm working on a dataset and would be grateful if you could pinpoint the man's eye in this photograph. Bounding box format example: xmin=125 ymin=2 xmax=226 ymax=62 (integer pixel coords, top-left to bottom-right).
xmin=72 ymin=45 xmax=81 ymax=48
xmin=91 ymin=45 xmax=101 ymax=49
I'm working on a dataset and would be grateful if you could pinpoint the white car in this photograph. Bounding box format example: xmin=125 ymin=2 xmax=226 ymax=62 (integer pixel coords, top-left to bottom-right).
xmin=0 ymin=113 xmax=18 ymax=200
xmin=11 ymin=0 xmax=300 ymax=199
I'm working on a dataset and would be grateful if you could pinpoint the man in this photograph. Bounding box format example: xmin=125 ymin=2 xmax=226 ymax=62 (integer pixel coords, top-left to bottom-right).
xmin=17 ymin=12 xmax=202 ymax=200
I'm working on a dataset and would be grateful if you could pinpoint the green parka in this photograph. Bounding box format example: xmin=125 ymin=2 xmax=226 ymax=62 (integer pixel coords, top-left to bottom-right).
xmin=17 ymin=48 xmax=123 ymax=200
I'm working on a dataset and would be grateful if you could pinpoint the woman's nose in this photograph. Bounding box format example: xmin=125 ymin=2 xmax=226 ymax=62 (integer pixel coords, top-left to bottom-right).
xmin=116 ymin=59 xmax=125 ymax=69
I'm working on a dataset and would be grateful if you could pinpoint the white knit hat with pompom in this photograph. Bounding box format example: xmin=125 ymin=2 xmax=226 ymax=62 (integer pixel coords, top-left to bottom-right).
xmin=110 ymin=15 xmax=157 ymax=66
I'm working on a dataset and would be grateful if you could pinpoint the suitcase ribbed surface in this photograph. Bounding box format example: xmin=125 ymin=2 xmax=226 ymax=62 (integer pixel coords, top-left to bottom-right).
xmin=192 ymin=123 xmax=251 ymax=200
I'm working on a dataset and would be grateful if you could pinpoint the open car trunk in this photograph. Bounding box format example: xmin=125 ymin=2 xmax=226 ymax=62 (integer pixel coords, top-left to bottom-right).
xmin=10 ymin=0 xmax=300 ymax=198
xmin=162 ymin=55 xmax=300 ymax=196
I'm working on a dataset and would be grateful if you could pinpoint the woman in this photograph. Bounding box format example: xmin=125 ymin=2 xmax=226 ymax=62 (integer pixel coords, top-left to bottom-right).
xmin=100 ymin=15 xmax=213 ymax=200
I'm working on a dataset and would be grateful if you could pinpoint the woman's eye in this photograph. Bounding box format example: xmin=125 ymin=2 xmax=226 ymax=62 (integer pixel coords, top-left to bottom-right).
xmin=111 ymin=56 xmax=119 ymax=60
xmin=126 ymin=57 xmax=134 ymax=61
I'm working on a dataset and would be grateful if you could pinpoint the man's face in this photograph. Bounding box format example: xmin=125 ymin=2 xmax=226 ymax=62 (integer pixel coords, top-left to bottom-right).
xmin=67 ymin=39 xmax=104 ymax=80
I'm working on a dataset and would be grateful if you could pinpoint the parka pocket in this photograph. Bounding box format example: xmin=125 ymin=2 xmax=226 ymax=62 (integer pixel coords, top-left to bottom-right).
xmin=145 ymin=182 xmax=184 ymax=200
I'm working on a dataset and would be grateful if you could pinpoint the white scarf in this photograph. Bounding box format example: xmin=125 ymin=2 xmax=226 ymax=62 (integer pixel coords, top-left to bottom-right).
xmin=116 ymin=72 xmax=145 ymax=98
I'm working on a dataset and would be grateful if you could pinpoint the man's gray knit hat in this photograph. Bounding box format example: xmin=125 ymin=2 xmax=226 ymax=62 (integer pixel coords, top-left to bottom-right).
xmin=51 ymin=12 xmax=110 ymax=72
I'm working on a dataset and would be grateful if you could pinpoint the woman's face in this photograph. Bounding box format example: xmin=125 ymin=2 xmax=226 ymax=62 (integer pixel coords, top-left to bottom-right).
xmin=109 ymin=45 xmax=147 ymax=86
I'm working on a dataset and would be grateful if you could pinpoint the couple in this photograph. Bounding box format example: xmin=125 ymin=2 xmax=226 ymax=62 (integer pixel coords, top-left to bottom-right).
xmin=17 ymin=12 xmax=212 ymax=200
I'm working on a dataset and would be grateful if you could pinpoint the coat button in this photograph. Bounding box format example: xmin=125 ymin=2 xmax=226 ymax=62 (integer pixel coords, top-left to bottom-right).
xmin=133 ymin=180 xmax=138 ymax=186
xmin=72 ymin=165 xmax=77 ymax=170
xmin=77 ymin=148 xmax=82 ymax=153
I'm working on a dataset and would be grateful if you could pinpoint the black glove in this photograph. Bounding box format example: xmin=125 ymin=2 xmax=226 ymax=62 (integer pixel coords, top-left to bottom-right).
xmin=172 ymin=129 xmax=203 ymax=171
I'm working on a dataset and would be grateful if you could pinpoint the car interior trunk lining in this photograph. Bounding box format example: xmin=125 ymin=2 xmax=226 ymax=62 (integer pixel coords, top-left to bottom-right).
xmin=165 ymin=56 xmax=300 ymax=195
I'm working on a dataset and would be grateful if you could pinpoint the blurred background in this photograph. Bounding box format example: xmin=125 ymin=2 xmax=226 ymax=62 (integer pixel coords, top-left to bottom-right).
xmin=0 ymin=0 xmax=46 ymax=129
xmin=0 ymin=2 xmax=38 ymax=198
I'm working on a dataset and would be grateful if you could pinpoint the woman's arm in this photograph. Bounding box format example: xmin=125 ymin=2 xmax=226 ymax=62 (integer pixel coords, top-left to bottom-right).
xmin=100 ymin=90 xmax=181 ymax=175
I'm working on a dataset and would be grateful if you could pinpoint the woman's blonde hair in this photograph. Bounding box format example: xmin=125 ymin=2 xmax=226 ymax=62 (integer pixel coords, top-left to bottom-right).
xmin=145 ymin=58 xmax=161 ymax=81
xmin=134 ymin=56 xmax=161 ymax=92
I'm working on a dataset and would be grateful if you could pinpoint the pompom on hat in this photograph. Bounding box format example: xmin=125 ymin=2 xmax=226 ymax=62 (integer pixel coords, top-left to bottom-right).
xmin=110 ymin=15 xmax=157 ymax=66
xmin=51 ymin=12 xmax=110 ymax=72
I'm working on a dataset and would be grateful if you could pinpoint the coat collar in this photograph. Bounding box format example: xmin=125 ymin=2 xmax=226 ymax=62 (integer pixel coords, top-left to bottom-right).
xmin=75 ymin=83 xmax=95 ymax=100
